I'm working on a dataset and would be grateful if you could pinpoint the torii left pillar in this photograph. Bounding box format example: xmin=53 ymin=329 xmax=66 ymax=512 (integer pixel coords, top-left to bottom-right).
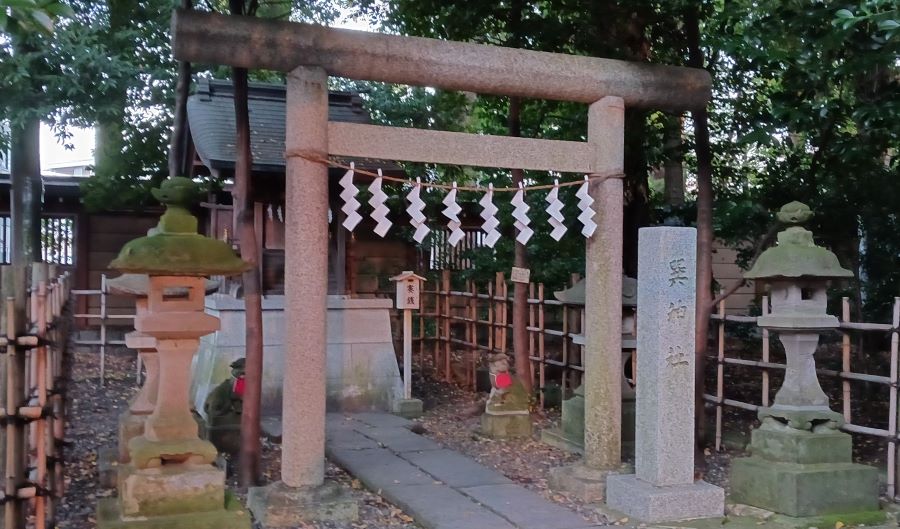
xmin=247 ymin=65 xmax=358 ymax=527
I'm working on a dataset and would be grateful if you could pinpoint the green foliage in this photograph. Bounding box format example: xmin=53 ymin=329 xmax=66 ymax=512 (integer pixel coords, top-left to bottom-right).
xmin=703 ymin=0 xmax=899 ymax=319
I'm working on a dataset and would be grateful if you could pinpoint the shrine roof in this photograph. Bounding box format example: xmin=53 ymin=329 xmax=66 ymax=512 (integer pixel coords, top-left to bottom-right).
xmin=188 ymin=78 xmax=400 ymax=175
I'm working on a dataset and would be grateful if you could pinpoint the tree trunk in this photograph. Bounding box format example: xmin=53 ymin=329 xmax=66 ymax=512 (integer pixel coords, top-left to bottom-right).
xmin=10 ymin=117 xmax=42 ymax=266
xmin=94 ymin=0 xmax=131 ymax=180
xmin=169 ymin=0 xmax=193 ymax=177
xmin=508 ymin=97 xmax=532 ymax=394
xmin=686 ymin=6 xmax=713 ymax=469
xmin=230 ymin=1 xmax=264 ymax=488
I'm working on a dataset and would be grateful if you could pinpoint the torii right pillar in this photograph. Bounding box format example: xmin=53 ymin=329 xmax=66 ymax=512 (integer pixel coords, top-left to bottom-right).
xmin=550 ymin=96 xmax=626 ymax=501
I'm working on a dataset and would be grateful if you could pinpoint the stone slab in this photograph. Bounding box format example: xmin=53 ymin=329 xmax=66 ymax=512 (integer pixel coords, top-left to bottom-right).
xmin=635 ymin=227 xmax=698 ymax=487
xmin=459 ymin=484 xmax=597 ymax=529
xmin=350 ymin=412 xmax=414 ymax=429
xmin=402 ymin=449 xmax=513 ymax=488
xmin=327 ymin=447 xmax=436 ymax=491
xmin=326 ymin=429 xmax=381 ymax=451
xmin=381 ymin=483 xmax=516 ymax=529
xmin=749 ymin=428 xmax=850 ymax=464
xmin=97 ymin=495 xmax=251 ymax=529
xmin=358 ymin=426 xmax=443 ymax=452
xmin=605 ymin=473 xmax=724 ymax=522
xmin=246 ymin=480 xmax=358 ymax=528
xmin=730 ymin=456 xmax=879 ymax=517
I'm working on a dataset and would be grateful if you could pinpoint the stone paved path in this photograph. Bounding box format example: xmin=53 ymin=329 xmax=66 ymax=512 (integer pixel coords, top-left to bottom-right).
xmin=326 ymin=413 xmax=600 ymax=529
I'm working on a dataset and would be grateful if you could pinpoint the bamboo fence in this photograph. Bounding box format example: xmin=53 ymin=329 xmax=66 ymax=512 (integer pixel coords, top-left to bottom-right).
xmin=706 ymin=295 xmax=900 ymax=500
xmin=416 ymin=270 xmax=586 ymax=407
xmin=71 ymin=275 xmax=135 ymax=386
xmin=0 ymin=264 xmax=72 ymax=529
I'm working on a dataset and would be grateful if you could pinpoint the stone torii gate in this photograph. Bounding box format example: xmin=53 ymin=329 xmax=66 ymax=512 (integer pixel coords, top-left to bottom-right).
xmin=173 ymin=9 xmax=710 ymax=525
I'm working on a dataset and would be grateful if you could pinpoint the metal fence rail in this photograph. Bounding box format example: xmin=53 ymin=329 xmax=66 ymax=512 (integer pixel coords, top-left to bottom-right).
xmin=706 ymin=295 xmax=900 ymax=499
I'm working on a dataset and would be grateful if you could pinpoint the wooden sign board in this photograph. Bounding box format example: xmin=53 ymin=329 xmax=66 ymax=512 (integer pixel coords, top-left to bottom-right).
xmin=391 ymin=271 xmax=426 ymax=310
xmin=511 ymin=267 xmax=531 ymax=284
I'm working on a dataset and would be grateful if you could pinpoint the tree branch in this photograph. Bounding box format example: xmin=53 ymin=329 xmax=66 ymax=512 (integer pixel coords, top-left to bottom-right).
xmin=709 ymin=221 xmax=781 ymax=309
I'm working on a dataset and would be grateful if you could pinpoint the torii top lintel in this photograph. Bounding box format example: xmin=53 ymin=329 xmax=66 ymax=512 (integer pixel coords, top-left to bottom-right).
xmin=172 ymin=10 xmax=711 ymax=111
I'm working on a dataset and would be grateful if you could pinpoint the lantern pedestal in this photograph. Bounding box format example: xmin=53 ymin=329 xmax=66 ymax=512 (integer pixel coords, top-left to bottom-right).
xmin=247 ymin=481 xmax=359 ymax=528
xmin=730 ymin=330 xmax=880 ymax=517
xmin=731 ymin=426 xmax=880 ymax=518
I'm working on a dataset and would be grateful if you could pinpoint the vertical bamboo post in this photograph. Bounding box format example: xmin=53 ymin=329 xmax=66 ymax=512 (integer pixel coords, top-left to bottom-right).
xmin=889 ymin=297 xmax=899 ymax=500
xmin=762 ymin=295 xmax=770 ymax=407
xmin=715 ymin=294 xmax=725 ymax=452
xmin=538 ymin=284 xmax=546 ymax=398
xmin=469 ymin=280 xmax=477 ymax=391
xmin=432 ymin=277 xmax=440 ymax=371
xmin=487 ymin=280 xmax=494 ymax=354
xmin=442 ymin=270 xmax=451 ymax=383
xmin=100 ymin=274 xmax=108 ymax=386
xmin=529 ymin=282 xmax=537 ymax=406
xmin=5 ymin=296 xmax=17 ymax=529
xmin=537 ymin=283 xmax=544 ymax=406
xmin=34 ymin=281 xmax=47 ymax=529
xmin=501 ymin=275 xmax=509 ymax=355
xmin=841 ymin=297 xmax=851 ymax=423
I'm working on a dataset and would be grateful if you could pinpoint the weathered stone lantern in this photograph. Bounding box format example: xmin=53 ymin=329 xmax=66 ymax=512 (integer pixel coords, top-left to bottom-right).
xmin=542 ymin=275 xmax=637 ymax=455
xmin=97 ymin=177 xmax=251 ymax=529
xmin=731 ymin=201 xmax=880 ymax=520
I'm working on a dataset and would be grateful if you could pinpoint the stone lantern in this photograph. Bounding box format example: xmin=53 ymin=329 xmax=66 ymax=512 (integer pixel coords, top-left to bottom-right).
xmin=542 ymin=275 xmax=637 ymax=455
xmin=731 ymin=202 xmax=880 ymax=520
xmin=97 ymin=177 xmax=251 ymax=529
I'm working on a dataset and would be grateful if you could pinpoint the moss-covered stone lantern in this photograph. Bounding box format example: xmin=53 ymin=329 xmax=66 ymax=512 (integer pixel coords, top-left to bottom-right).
xmin=98 ymin=177 xmax=250 ymax=529
xmin=730 ymin=201 xmax=880 ymax=521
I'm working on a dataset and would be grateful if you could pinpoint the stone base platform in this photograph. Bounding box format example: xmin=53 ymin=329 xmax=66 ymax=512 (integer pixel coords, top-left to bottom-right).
xmin=97 ymin=494 xmax=250 ymax=529
xmin=393 ymin=398 xmax=423 ymax=419
xmin=593 ymin=501 xmax=885 ymax=529
xmin=730 ymin=456 xmax=879 ymax=517
xmin=247 ymin=480 xmax=358 ymax=528
xmin=605 ymin=474 xmax=724 ymax=523
xmin=548 ymin=464 xmax=617 ymax=503
xmin=480 ymin=411 xmax=532 ymax=439
xmin=119 ymin=464 xmax=226 ymax=517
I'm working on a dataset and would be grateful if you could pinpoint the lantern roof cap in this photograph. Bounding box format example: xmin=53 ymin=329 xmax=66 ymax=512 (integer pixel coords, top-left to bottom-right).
xmin=109 ymin=177 xmax=251 ymax=277
xmin=390 ymin=271 xmax=427 ymax=282
xmin=107 ymin=273 xmax=221 ymax=296
xmin=744 ymin=202 xmax=853 ymax=281
xmin=553 ymin=274 xmax=637 ymax=307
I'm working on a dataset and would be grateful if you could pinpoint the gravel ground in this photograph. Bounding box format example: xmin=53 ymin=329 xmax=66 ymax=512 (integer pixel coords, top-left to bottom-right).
xmin=55 ymin=346 xmax=420 ymax=529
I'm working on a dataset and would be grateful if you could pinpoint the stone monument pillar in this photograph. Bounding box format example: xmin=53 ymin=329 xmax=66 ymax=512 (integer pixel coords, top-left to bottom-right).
xmin=606 ymin=227 xmax=724 ymax=522
xmin=247 ymin=65 xmax=358 ymax=527
xmin=730 ymin=202 xmax=880 ymax=520
xmin=549 ymin=96 xmax=626 ymax=502
xmin=96 ymin=177 xmax=252 ymax=529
